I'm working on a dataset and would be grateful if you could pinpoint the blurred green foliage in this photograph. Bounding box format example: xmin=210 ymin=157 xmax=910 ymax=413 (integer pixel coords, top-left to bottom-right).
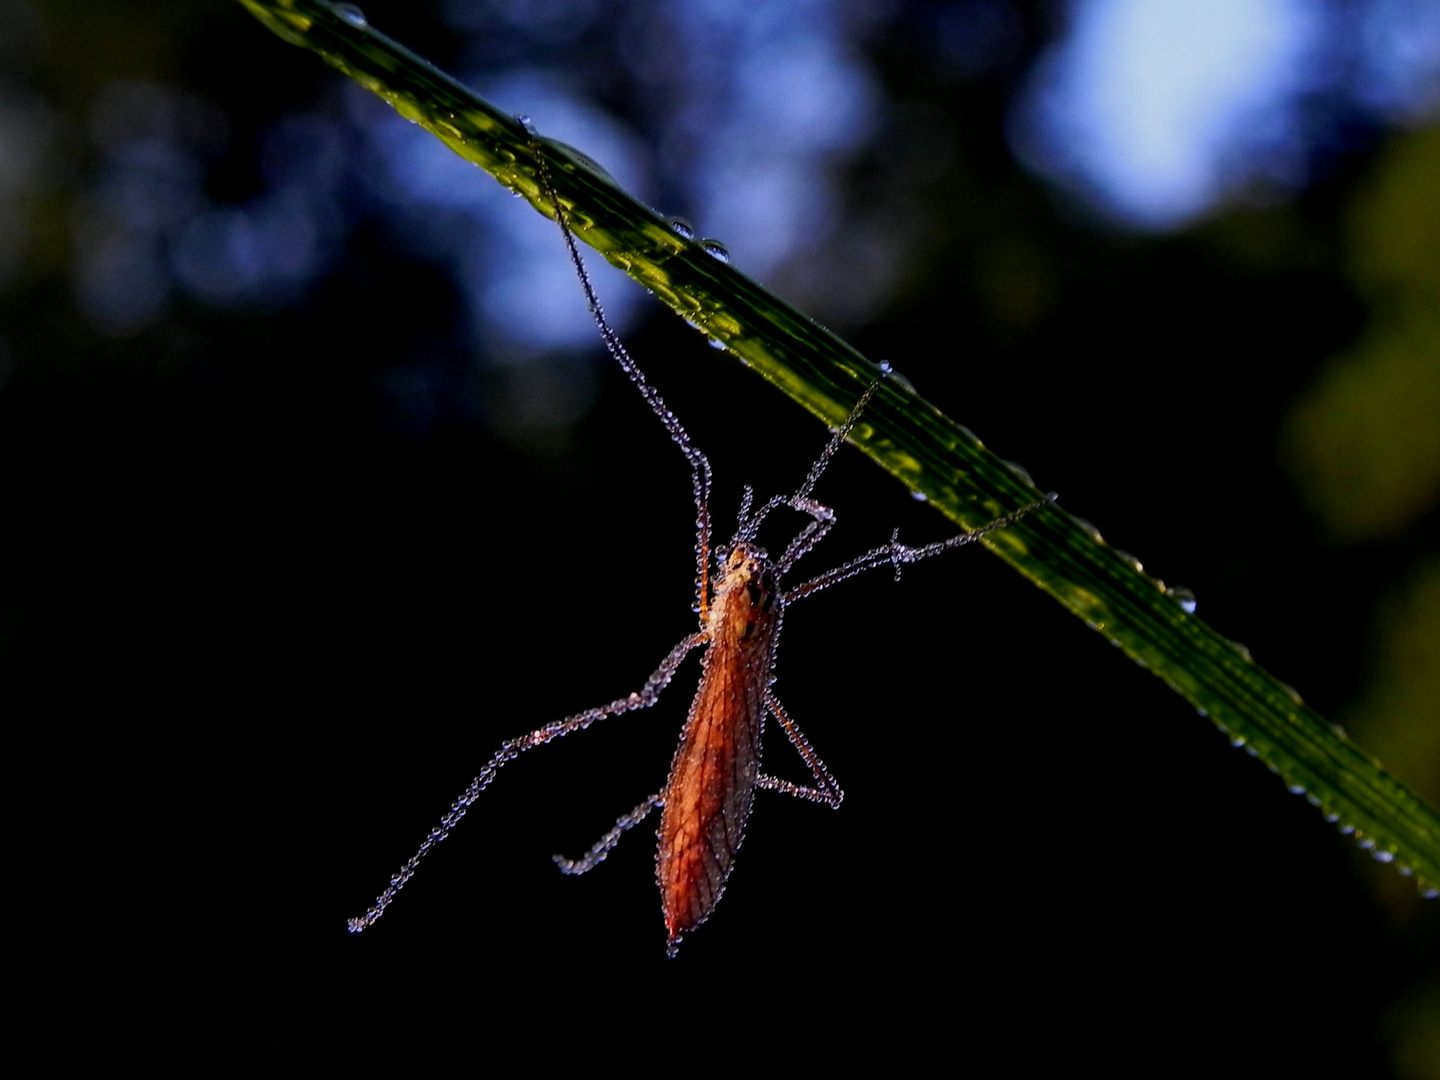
xmin=1283 ymin=126 xmax=1440 ymax=544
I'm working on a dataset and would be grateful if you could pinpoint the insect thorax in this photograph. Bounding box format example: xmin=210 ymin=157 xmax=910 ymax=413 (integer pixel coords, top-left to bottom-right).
xmin=709 ymin=543 xmax=781 ymax=648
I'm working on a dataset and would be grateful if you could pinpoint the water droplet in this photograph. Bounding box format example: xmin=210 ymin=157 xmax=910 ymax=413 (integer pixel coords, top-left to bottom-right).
xmin=700 ymin=239 xmax=730 ymax=262
xmin=335 ymin=3 xmax=367 ymax=26
xmin=1358 ymin=838 xmax=1376 ymax=850
xmin=1230 ymin=736 xmax=1246 ymax=748
xmin=1244 ymin=745 xmax=1259 ymax=757
xmin=1229 ymin=639 xmax=1253 ymax=662
xmin=877 ymin=359 xmax=893 ymax=374
xmin=887 ymin=369 xmax=917 ymax=394
xmin=1373 ymin=849 xmax=1395 ymax=863
xmin=516 ymin=114 xmax=537 ymax=135
xmin=1338 ymin=824 xmax=1356 ymax=835
xmin=1287 ymin=784 xmax=1306 ymax=795
xmin=1305 ymin=794 xmax=1322 ymax=807
xmin=1198 ymin=708 xmax=1210 ymax=718
xmin=1422 ymin=886 xmax=1439 ymax=899
xmin=1167 ymin=586 xmax=1197 ymax=614
xmin=1073 ymin=517 xmax=1104 ymax=543
xmin=1324 ymin=812 xmax=1340 ymax=823
xmin=1003 ymin=460 xmax=1035 ymax=488
xmin=1114 ymin=549 xmax=1143 ymax=573
xmin=1397 ymin=864 xmax=1412 ymax=876
xmin=1276 ymin=681 xmax=1304 ymax=706
xmin=707 ymin=338 xmax=726 ymax=351
xmin=910 ymin=491 xmax=928 ymax=502
xmin=667 ymin=217 xmax=695 ymax=239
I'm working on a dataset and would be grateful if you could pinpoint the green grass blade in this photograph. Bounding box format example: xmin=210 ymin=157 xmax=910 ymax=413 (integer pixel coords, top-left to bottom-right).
xmin=238 ymin=0 xmax=1440 ymax=893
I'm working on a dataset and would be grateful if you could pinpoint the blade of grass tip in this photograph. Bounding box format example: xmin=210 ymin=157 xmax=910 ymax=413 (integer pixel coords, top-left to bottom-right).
xmin=238 ymin=0 xmax=1440 ymax=894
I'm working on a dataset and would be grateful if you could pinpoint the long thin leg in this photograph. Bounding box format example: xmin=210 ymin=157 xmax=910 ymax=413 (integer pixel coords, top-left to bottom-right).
xmin=553 ymin=793 xmax=663 ymax=875
xmin=740 ymin=379 xmax=883 ymax=550
xmin=756 ymin=689 xmax=843 ymax=808
xmin=777 ymin=494 xmax=837 ymax=573
xmin=528 ymin=131 xmax=714 ymax=618
xmin=790 ymin=379 xmax=883 ymax=506
xmin=784 ymin=493 xmax=1057 ymax=604
xmin=347 ymin=632 xmax=706 ymax=932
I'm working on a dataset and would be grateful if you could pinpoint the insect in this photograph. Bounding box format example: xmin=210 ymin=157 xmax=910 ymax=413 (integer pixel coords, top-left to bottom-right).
xmin=346 ymin=126 xmax=1056 ymax=956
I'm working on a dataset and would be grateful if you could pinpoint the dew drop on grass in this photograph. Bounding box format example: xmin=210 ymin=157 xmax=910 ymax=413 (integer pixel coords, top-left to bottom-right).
xmin=1003 ymin=460 xmax=1035 ymax=488
xmin=1167 ymin=586 xmax=1197 ymax=613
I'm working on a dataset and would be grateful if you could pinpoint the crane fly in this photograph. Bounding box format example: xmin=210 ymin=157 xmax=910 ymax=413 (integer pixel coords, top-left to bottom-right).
xmin=346 ymin=124 xmax=1056 ymax=956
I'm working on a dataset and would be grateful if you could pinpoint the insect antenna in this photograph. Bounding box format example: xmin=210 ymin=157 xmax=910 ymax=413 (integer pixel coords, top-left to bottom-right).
xmin=526 ymin=125 xmax=715 ymax=616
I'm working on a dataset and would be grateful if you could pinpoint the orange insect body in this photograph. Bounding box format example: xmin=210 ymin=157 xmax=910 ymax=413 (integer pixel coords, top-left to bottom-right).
xmin=658 ymin=544 xmax=780 ymax=947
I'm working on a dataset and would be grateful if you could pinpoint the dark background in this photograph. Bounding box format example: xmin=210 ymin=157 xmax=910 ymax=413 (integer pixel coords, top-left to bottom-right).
xmin=2 ymin=0 xmax=1435 ymax=1069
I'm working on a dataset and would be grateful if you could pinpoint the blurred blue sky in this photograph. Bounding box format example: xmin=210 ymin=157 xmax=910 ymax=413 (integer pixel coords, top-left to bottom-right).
xmin=1016 ymin=0 xmax=1440 ymax=227
xmin=3 ymin=0 xmax=1435 ymax=348
xmin=356 ymin=0 xmax=1440 ymax=353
